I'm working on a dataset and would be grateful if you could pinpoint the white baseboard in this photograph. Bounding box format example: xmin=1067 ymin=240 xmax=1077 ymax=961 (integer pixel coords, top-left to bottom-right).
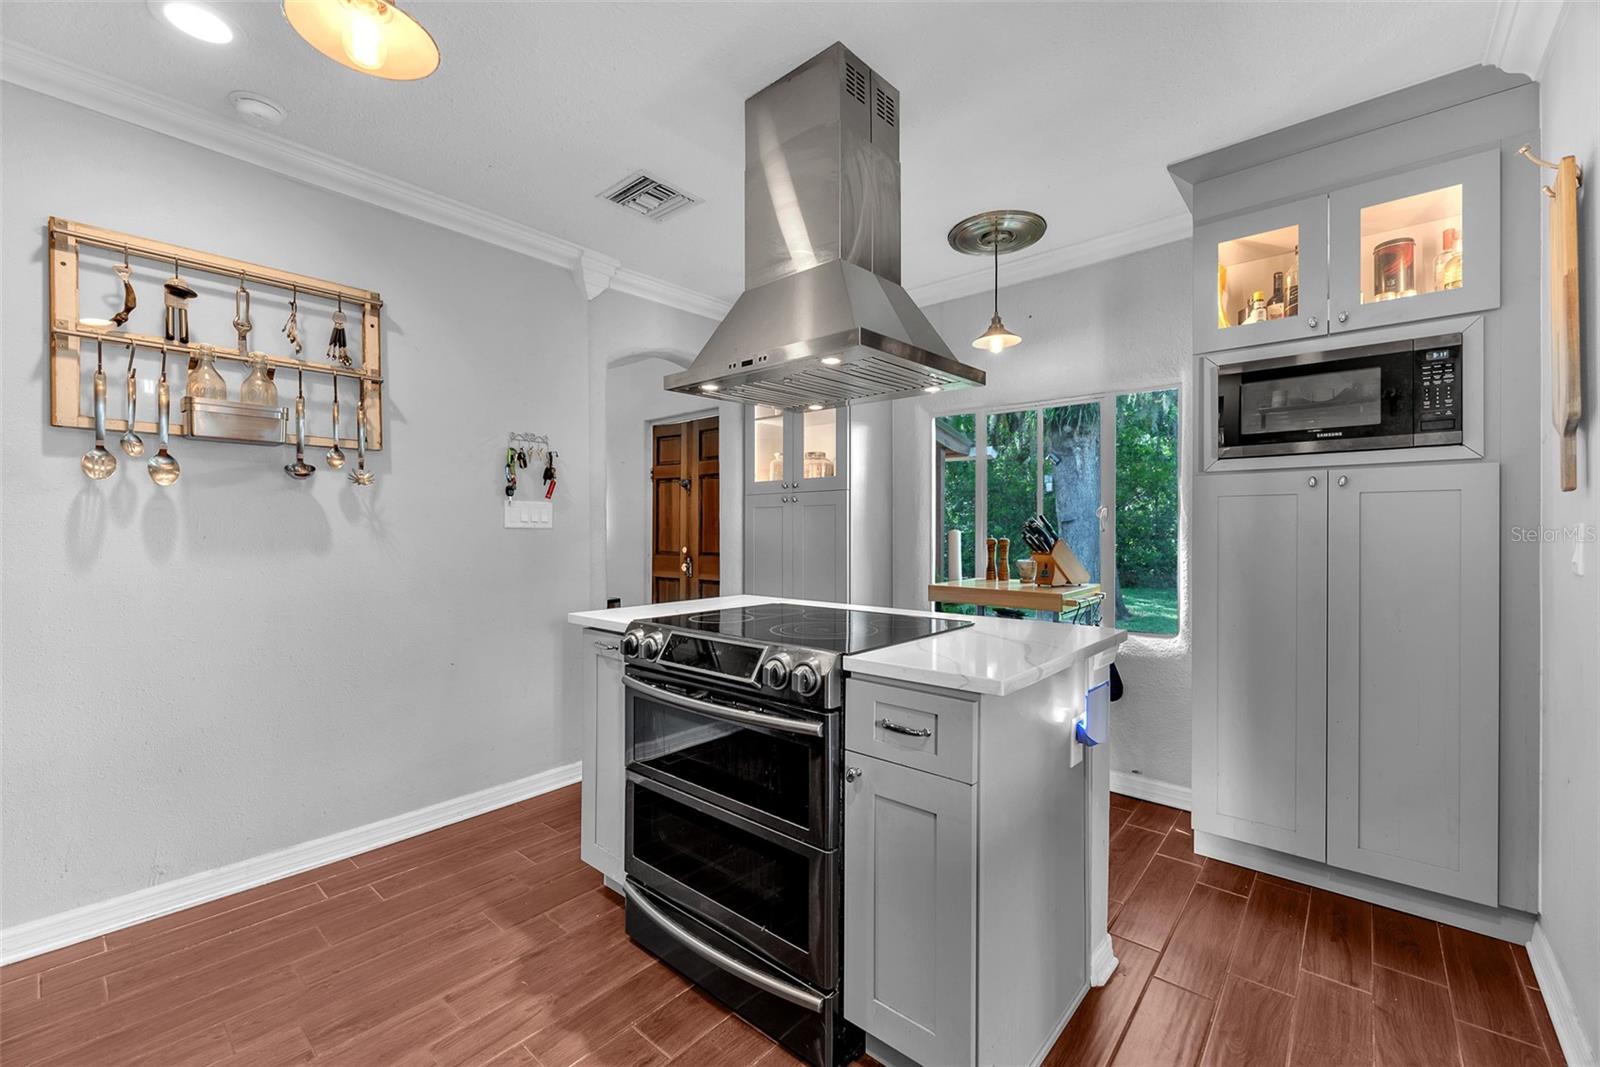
xmin=1527 ymin=921 xmax=1598 ymax=1067
xmin=1110 ymin=771 xmax=1192 ymax=811
xmin=1090 ymin=934 xmax=1118 ymax=986
xmin=0 ymin=762 xmax=582 ymax=966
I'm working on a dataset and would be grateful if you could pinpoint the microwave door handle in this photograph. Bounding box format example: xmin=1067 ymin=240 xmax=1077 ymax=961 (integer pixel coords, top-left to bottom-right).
xmin=624 ymin=883 xmax=825 ymax=1013
xmin=622 ymin=675 xmax=824 ymax=738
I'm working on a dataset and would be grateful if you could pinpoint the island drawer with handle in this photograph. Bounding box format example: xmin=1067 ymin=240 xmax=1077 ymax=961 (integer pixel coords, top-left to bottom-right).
xmin=845 ymin=677 xmax=977 ymax=784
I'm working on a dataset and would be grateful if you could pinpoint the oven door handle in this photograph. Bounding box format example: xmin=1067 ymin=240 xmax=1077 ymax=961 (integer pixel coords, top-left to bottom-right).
xmin=624 ymin=882 xmax=825 ymax=1013
xmin=623 ymin=675 xmax=824 ymax=738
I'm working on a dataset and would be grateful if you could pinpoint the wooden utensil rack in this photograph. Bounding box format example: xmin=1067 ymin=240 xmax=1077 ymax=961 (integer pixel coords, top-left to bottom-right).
xmin=48 ymin=217 xmax=386 ymax=451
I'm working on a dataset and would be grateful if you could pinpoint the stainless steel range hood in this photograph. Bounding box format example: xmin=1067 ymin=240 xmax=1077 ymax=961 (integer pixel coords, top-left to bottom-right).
xmin=665 ymin=43 xmax=984 ymax=408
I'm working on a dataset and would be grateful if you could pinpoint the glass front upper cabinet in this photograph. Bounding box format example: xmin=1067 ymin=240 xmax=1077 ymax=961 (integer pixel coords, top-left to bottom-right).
xmin=1328 ymin=148 xmax=1500 ymax=333
xmin=1194 ymin=195 xmax=1328 ymax=354
xmin=746 ymin=405 xmax=849 ymax=494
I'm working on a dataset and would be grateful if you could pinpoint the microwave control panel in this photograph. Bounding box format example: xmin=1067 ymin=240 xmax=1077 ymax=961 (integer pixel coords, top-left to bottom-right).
xmin=1416 ymin=347 xmax=1460 ymax=432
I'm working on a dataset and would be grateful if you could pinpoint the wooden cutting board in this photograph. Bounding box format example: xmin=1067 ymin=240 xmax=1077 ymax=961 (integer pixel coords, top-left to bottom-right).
xmin=1549 ymin=154 xmax=1583 ymax=492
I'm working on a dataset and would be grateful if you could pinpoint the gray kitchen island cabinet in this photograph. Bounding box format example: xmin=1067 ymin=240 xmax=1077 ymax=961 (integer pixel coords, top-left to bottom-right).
xmin=842 ymin=674 xmax=1097 ymax=1067
xmin=578 ymin=629 xmax=626 ymax=885
xmin=1194 ymin=461 xmax=1500 ymax=905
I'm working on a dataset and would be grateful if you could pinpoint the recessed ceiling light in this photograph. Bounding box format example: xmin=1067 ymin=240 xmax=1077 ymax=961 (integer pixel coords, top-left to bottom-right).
xmin=228 ymin=91 xmax=286 ymax=128
xmin=150 ymin=1 xmax=234 ymax=44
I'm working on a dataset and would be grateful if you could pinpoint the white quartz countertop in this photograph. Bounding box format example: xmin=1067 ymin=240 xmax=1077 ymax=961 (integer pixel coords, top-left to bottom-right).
xmin=568 ymin=595 xmax=1125 ymax=696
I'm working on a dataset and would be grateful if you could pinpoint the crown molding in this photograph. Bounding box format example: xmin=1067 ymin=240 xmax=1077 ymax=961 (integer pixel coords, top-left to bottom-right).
xmin=1483 ymin=0 xmax=1566 ymax=77
xmin=907 ymin=213 xmax=1192 ymax=308
xmin=0 ymin=40 xmax=728 ymax=321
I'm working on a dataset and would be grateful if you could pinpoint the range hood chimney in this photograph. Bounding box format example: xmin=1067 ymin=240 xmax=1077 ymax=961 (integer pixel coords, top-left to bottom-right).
xmin=665 ymin=43 xmax=984 ymax=408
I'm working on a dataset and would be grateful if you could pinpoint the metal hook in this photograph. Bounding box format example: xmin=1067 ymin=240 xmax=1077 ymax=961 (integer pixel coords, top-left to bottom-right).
xmin=1518 ymin=144 xmax=1560 ymax=170
xmin=159 ymin=343 xmax=168 ymax=379
xmin=121 ymin=245 xmax=131 ymax=269
xmin=126 ymin=342 xmax=137 ymax=373
xmin=95 ymin=337 xmax=104 ymax=371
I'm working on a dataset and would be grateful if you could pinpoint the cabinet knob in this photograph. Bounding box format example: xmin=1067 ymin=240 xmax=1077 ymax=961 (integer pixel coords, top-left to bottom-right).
xmin=1337 ymin=475 xmax=1349 ymax=487
xmin=1337 ymin=311 xmax=1350 ymax=324
xmin=845 ymin=766 xmax=863 ymax=783
xmin=1308 ymin=475 xmax=1319 ymax=488
xmin=1307 ymin=316 xmax=1319 ymax=328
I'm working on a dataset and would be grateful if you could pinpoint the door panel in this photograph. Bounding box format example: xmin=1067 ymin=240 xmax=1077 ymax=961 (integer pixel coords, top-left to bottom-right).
xmin=1326 ymin=462 xmax=1499 ymax=903
xmin=690 ymin=417 xmax=721 ymax=598
xmin=792 ymin=491 xmax=848 ymax=602
xmin=744 ymin=494 xmax=790 ymax=598
xmin=1193 ymin=470 xmax=1328 ymax=859
xmin=651 ymin=422 xmax=689 ymax=602
xmin=843 ymin=753 xmax=975 ymax=1067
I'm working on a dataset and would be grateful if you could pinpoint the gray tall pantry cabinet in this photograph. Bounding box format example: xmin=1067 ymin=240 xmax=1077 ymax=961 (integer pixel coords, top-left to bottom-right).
xmin=743 ymin=400 xmax=892 ymax=605
xmin=1174 ymin=67 xmax=1542 ymax=921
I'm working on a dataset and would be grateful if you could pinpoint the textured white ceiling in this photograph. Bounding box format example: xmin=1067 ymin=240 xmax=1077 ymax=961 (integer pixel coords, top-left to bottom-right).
xmin=1 ymin=1 xmax=1502 ymax=305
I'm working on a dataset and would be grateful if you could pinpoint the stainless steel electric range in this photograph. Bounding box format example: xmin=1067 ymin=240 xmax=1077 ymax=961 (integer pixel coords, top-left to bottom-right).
xmin=618 ymin=603 xmax=972 ymax=1067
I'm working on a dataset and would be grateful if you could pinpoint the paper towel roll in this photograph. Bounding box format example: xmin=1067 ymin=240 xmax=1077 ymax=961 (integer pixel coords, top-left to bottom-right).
xmin=947 ymin=530 xmax=963 ymax=582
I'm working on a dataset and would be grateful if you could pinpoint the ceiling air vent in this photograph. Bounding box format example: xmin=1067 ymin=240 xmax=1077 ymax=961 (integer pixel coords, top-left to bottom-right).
xmin=844 ymin=61 xmax=867 ymax=104
xmin=599 ymin=171 xmax=700 ymax=222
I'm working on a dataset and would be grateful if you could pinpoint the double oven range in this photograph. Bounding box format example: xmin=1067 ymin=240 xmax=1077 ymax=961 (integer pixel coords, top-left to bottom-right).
xmin=619 ymin=603 xmax=970 ymax=1067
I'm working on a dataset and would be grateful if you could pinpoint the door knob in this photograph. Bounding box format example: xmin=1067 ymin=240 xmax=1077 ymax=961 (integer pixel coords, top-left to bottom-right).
xmin=845 ymin=766 xmax=863 ymax=783
xmin=1337 ymin=311 xmax=1349 ymax=324
xmin=1307 ymin=316 xmax=1320 ymax=328
xmin=1308 ymin=475 xmax=1318 ymax=488
xmin=1337 ymin=475 xmax=1348 ymax=487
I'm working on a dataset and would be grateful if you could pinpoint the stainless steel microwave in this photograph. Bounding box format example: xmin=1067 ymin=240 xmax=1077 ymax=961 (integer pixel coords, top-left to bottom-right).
xmin=1216 ymin=333 xmax=1463 ymax=459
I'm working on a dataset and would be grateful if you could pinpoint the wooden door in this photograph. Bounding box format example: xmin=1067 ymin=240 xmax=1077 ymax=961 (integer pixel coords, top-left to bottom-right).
xmin=1325 ymin=462 xmax=1499 ymax=904
xmin=650 ymin=416 xmax=720 ymax=603
xmin=843 ymin=753 xmax=976 ymax=1067
xmin=1192 ymin=469 xmax=1329 ymax=860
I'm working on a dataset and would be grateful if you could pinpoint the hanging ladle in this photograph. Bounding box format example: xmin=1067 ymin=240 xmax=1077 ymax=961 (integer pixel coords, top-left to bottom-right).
xmin=148 ymin=348 xmax=180 ymax=487
xmin=349 ymin=389 xmax=374 ymax=486
xmin=325 ymin=375 xmax=347 ymax=470
xmin=80 ymin=340 xmax=118 ymax=480
xmin=119 ymin=344 xmax=145 ymax=458
xmin=284 ymin=369 xmax=316 ymax=480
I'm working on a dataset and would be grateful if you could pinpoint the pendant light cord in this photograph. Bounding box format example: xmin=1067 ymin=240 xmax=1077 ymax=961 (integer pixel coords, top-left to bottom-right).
xmin=992 ymin=231 xmax=1000 ymax=316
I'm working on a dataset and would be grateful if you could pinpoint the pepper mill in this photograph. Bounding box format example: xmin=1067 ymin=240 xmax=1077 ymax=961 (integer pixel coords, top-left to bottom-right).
xmin=984 ymin=537 xmax=998 ymax=581
xmin=997 ymin=538 xmax=1010 ymax=581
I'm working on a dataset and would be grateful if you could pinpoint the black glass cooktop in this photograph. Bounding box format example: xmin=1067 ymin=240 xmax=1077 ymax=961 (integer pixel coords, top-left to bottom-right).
xmin=648 ymin=602 xmax=972 ymax=655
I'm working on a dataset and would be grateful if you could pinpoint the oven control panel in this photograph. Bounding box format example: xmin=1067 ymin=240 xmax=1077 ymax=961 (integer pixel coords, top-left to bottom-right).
xmin=621 ymin=625 xmax=842 ymax=709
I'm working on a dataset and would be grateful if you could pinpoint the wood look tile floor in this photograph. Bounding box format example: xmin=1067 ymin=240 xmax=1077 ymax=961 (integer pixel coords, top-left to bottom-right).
xmin=0 ymin=788 xmax=1563 ymax=1067
xmin=1045 ymin=794 xmax=1567 ymax=1067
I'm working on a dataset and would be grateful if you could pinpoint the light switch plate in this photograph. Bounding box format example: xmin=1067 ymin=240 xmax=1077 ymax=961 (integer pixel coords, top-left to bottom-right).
xmin=504 ymin=499 xmax=555 ymax=529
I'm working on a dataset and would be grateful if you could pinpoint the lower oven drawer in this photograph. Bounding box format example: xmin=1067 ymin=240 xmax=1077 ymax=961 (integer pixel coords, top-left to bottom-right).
xmin=626 ymin=773 xmax=836 ymax=989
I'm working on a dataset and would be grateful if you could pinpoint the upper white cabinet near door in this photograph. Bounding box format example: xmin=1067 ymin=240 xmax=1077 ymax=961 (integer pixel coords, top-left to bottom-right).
xmin=1325 ymin=462 xmax=1500 ymax=905
xmin=746 ymin=405 xmax=849 ymax=495
xmin=1328 ymin=148 xmax=1500 ymax=334
xmin=1192 ymin=469 xmax=1329 ymax=860
xmin=1194 ymin=196 xmax=1329 ymax=354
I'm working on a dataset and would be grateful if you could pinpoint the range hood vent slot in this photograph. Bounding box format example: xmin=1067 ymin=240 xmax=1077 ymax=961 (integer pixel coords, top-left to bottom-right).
xmin=844 ymin=61 xmax=867 ymax=104
xmin=874 ymin=86 xmax=895 ymax=127
xmin=599 ymin=171 xmax=699 ymax=222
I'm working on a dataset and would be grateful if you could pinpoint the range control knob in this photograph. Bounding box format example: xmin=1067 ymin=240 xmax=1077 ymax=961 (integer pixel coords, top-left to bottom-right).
xmin=639 ymin=631 xmax=664 ymax=660
xmin=791 ymin=660 xmax=822 ymax=698
xmin=620 ymin=629 xmax=643 ymax=658
xmin=761 ymin=652 xmax=794 ymax=690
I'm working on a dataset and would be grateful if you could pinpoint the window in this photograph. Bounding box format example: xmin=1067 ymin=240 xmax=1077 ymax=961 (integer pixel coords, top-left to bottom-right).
xmin=932 ymin=388 xmax=1180 ymax=636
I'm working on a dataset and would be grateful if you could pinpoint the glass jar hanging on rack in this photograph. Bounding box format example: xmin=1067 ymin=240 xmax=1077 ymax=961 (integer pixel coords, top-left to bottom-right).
xmin=185 ymin=348 xmax=228 ymax=400
xmin=238 ymin=356 xmax=278 ymax=407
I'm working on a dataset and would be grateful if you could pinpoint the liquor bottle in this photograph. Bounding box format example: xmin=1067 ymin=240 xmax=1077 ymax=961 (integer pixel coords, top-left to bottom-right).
xmin=1247 ymin=291 xmax=1268 ymax=324
xmin=1286 ymin=253 xmax=1300 ymax=316
xmin=1435 ymin=227 xmax=1463 ymax=291
xmin=1266 ymin=271 xmax=1286 ymax=319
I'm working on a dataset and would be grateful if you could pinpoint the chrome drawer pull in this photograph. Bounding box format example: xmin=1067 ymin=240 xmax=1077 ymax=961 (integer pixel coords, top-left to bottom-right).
xmin=624 ymin=883 xmax=825 ymax=1013
xmin=876 ymin=718 xmax=933 ymax=738
xmin=623 ymin=675 xmax=824 ymax=737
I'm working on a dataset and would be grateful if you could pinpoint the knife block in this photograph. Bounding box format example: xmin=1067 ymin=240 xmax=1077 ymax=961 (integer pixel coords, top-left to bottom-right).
xmin=1032 ymin=540 xmax=1090 ymax=587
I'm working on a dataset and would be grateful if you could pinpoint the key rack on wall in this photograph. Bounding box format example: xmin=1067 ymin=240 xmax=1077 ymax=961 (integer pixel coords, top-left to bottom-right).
xmin=48 ymin=217 xmax=386 ymax=451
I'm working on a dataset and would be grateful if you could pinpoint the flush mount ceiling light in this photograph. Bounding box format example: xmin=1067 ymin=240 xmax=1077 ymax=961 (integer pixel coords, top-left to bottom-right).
xmin=282 ymin=0 xmax=439 ymax=80
xmin=948 ymin=210 xmax=1047 ymax=354
xmin=148 ymin=0 xmax=234 ymax=44
xmin=228 ymin=91 xmax=286 ymax=128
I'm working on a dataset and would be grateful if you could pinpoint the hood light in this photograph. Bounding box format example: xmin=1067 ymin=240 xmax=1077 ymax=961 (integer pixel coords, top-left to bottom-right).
xmin=700 ymin=383 xmax=720 ymax=393
xmin=807 ymin=403 xmax=824 ymax=411
xmin=923 ymin=385 xmax=942 ymax=394
xmin=282 ymin=0 xmax=440 ymax=80
xmin=820 ymin=356 xmax=842 ymax=366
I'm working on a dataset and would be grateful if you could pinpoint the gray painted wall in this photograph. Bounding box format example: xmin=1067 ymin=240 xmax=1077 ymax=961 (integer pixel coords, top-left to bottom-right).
xmin=897 ymin=240 xmax=1195 ymax=788
xmin=0 ymin=89 xmax=677 ymax=929
xmin=1536 ymin=2 xmax=1600 ymax=1054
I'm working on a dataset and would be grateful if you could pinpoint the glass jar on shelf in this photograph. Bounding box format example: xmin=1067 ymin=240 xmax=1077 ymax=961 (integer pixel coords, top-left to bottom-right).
xmin=185 ymin=348 xmax=228 ymax=400
xmin=1434 ymin=227 xmax=1463 ymax=291
xmin=238 ymin=356 xmax=278 ymax=407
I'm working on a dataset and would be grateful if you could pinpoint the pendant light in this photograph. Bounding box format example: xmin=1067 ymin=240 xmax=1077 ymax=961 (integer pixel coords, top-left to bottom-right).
xmin=947 ymin=210 xmax=1047 ymax=354
xmin=282 ymin=0 xmax=439 ymax=80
